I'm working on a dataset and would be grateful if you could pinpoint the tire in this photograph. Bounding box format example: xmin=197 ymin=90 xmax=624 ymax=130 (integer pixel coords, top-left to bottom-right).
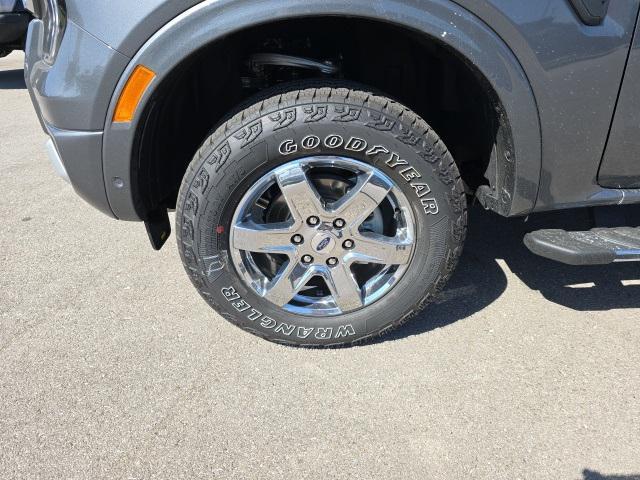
xmin=176 ymin=85 xmax=467 ymax=347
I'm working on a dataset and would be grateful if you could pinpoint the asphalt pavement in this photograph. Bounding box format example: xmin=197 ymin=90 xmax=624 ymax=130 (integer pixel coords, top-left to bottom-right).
xmin=1 ymin=52 xmax=639 ymax=480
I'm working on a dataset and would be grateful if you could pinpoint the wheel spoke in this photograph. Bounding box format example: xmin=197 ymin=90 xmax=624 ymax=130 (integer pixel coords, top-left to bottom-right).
xmin=329 ymin=172 xmax=393 ymax=229
xmin=276 ymin=165 xmax=325 ymax=222
xmin=350 ymin=233 xmax=413 ymax=265
xmin=263 ymin=261 xmax=315 ymax=307
xmin=321 ymin=265 xmax=364 ymax=312
xmin=231 ymin=221 xmax=295 ymax=254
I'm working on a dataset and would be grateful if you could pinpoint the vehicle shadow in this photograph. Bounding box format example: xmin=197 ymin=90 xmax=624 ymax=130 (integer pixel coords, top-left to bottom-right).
xmin=489 ymin=203 xmax=640 ymax=312
xmin=583 ymin=470 xmax=640 ymax=480
xmin=382 ymin=203 xmax=640 ymax=342
xmin=0 ymin=69 xmax=26 ymax=89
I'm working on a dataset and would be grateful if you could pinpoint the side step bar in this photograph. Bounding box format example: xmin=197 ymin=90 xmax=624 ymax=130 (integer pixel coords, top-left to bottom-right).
xmin=524 ymin=227 xmax=640 ymax=265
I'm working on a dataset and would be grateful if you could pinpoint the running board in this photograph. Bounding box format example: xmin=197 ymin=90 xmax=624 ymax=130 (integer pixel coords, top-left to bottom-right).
xmin=524 ymin=227 xmax=640 ymax=265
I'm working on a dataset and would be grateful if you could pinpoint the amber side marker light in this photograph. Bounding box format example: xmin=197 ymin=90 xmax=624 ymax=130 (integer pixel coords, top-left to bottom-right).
xmin=113 ymin=65 xmax=156 ymax=123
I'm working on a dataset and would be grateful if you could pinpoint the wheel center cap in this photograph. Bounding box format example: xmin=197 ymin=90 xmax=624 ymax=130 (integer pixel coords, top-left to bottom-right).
xmin=311 ymin=233 xmax=336 ymax=254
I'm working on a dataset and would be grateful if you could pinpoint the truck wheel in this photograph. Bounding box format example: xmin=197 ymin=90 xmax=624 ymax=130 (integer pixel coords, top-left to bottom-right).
xmin=176 ymin=86 xmax=467 ymax=346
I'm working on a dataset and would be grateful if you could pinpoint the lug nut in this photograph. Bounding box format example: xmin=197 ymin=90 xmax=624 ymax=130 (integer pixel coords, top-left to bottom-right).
xmin=307 ymin=216 xmax=320 ymax=226
xmin=342 ymin=239 xmax=355 ymax=250
xmin=302 ymin=254 xmax=314 ymax=264
xmin=291 ymin=234 xmax=304 ymax=245
xmin=333 ymin=218 xmax=346 ymax=229
xmin=326 ymin=257 xmax=339 ymax=267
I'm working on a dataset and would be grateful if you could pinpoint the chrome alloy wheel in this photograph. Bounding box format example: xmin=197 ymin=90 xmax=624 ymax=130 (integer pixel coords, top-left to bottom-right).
xmin=229 ymin=157 xmax=416 ymax=316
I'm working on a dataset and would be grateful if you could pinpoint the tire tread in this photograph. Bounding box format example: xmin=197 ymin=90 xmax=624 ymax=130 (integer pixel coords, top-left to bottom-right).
xmin=176 ymin=86 xmax=467 ymax=347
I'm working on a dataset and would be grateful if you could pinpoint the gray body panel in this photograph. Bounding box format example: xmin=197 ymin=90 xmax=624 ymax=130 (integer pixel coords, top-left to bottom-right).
xmin=101 ymin=0 xmax=541 ymax=220
xmin=65 ymin=0 xmax=199 ymax=57
xmin=599 ymin=10 xmax=640 ymax=189
xmin=26 ymin=19 xmax=129 ymax=131
xmin=455 ymin=0 xmax=640 ymax=211
xmin=24 ymin=0 xmax=640 ymax=222
xmin=24 ymin=19 xmax=114 ymax=216
xmin=47 ymin=125 xmax=110 ymax=215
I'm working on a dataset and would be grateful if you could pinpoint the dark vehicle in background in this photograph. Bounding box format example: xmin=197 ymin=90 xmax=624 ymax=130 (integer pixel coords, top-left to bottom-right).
xmin=0 ymin=0 xmax=30 ymax=57
xmin=23 ymin=0 xmax=640 ymax=346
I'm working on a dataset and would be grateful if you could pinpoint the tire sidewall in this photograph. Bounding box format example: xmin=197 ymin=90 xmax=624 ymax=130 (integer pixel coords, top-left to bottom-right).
xmin=177 ymin=92 xmax=465 ymax=346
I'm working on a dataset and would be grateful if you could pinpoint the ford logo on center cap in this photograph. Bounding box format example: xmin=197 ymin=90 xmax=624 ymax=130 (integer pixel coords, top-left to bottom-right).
xmin=316 ymin=236 xmax=332 ymax=251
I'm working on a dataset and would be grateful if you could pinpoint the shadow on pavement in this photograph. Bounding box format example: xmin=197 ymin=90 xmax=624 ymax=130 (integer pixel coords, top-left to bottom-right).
xmin=383 ymin=204 xmax=640 ymax=342
xmin=0 ymin=69 xmax=26 ymax=89
xmin=482 ymin=204 xmax=640 ymax=312
xmin=583 ymin=470 xmax=640 ymax=480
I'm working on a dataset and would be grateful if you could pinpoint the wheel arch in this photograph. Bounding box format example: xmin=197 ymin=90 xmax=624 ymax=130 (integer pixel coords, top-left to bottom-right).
xmin=102 ymin=0 xmax=541 ymax=221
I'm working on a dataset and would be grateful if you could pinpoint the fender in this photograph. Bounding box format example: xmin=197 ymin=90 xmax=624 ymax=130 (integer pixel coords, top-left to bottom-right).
xmin=64 ymin=1 xmax=201 ymax=58
xmin=101 ymin=0 xmax=541 ymax=221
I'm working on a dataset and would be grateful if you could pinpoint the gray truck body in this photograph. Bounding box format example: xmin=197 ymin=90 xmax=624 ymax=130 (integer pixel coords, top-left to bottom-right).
xmin=24 ymin=0 xmax=640 ymax=222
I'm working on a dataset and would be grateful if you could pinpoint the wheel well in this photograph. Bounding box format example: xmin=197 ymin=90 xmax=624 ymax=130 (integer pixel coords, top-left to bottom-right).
xmin=135 ymin=17 xmax=507 ymax=216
